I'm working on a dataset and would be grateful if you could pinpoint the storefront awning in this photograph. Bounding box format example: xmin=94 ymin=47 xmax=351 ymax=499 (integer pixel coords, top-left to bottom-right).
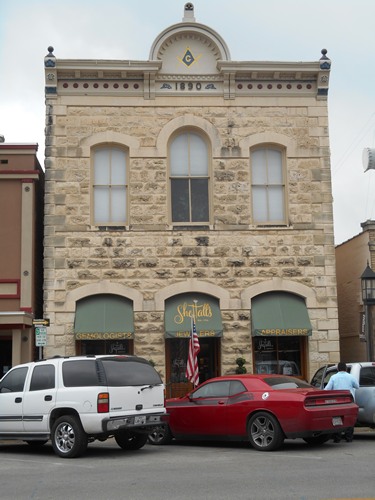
xmin=74 ymin=294 xmax=134 ymax=340
xmin=252 ymin=292 xmax=312 ymax=336
xmin=165 ymin=293 xmax=223 ymax=338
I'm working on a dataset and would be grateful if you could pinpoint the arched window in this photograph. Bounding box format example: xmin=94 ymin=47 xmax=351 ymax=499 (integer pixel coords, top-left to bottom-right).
xmin=169 ymin=131 xmax=210 ymax=224
xmin=92 ymin=146 xmax=128 ymax=225
xmin=251 ymin=147 xmax=286 ymax=225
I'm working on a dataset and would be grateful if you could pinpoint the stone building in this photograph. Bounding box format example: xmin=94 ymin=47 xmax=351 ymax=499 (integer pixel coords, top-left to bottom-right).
xmin=0 ymin=142 xmax=44 ymax=374
xmin=43 ymin=3 xmax=338 ymax=394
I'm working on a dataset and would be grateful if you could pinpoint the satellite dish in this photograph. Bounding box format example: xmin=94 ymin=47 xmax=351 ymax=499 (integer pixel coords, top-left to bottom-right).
xmin=363 ymin=147 xmax=375 ymax=172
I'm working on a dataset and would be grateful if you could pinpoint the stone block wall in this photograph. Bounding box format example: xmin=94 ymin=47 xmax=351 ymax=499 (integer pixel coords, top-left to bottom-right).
xmin=43 ymin=97 xmax=338 ymax=380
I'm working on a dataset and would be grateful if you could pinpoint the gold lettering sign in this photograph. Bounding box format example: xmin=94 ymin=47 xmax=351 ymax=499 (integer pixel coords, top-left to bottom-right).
xmin=76 ymin=332 xmax=133 ymax=340
xmin=260 ymin=328 xmax=309 ymax=336
xmin=175 ymin=330 xmax=216 ymax=338
xmin=174 ymin=302 xmax=213 ymax=325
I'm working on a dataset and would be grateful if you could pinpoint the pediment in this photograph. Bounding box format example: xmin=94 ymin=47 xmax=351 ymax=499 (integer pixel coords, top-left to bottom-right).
xmin=149 ymin=23 xmax=231 ymax=75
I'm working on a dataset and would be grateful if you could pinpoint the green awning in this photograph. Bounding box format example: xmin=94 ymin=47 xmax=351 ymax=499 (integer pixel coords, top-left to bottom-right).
xmin=165 ymin=293 xmax=223 ymax=338
xmin=74 ymin=294 xmax=134 ymax=340
xmin=252 ymin=292 xmax=312 ymax=336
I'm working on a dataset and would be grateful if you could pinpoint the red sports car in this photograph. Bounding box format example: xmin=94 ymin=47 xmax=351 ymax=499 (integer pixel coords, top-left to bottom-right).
xmin=148 ymin=374 xmax=358 ymax=451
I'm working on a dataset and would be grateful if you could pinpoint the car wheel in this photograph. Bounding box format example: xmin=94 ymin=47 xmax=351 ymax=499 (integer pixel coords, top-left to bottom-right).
xmin=303 ymin=435 xmax=330 ymax=446
xmin=148 ymin=425 xmax=173 ymax=445
xmin=51 ymin=415 xmax=88 ymax=458
xmin=115 ymin=431 xmax=148 ymax=450
xmin=25 ymin=440 xmax=48 ymax=447
xmin=248 ymin=412 xmax=284 ymax=451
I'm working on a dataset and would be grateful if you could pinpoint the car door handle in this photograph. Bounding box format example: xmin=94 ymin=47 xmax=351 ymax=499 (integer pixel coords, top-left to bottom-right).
xmin=15 ymin=397 xmax=22 ymax=403
xmin=218 ymin=400 xmax=225 ymax=405
xmin=44 ymin=395 xmax=52 ymax=401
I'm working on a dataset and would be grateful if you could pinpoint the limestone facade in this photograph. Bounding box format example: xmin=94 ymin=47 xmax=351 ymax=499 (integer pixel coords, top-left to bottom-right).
xmin=43 ymin=3 xmax=338 ymax=383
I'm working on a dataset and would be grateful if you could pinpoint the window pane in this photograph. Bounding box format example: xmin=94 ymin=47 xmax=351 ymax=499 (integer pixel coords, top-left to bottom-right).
xmin=111 ymin=149 xmax=126 ymax=184
xmin=94 ymin=186 xmax=110 ymax=223
xmin=62 ymin=360 xmax=102 ymax=387
xmin=30 ymin=365 xmax=55 ymax=391
xmin=268 ymin=186 xmax=284 ymax=220
xmin=251 ymin=150 xmax=267 ymax=184
xmin=101 ymin=358 xmax=162 ymax=386
xmin=267 ymin=150 xmax=283 ymax=183
xmin=111 ymin=187 xmax=126 ymax=222
xmin=252 ymin=186 xmax=268 ymax=222
xmin=191 ymin=178 xmax=209 ymax=222
xmin=190 ymin=133 xmax=208 ymax=175
xmin=0 ymin=367 xmax=28 ymax=392
xmin=93 ymin=146 xmax=127 ymax=225
xmin=171 ymin=178 xmax=189 ymax=222
xmin=94 ymin=149 xmax=110 ymax=184
xmin=170 ymin=135 xmax=189 ymax=175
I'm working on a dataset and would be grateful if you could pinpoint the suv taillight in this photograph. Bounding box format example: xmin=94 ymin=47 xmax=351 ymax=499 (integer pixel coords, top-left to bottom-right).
xmin=97 ymin=392 xmax=109 ymax=413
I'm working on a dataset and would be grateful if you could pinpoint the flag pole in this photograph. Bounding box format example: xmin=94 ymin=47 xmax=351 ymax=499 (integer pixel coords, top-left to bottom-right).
xmin=186 ymin=299 xmax=200 ymax=387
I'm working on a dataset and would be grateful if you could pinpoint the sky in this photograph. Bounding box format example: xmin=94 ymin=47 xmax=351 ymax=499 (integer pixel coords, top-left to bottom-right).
xmin=1 ymin=0 xmax=375 ymax=246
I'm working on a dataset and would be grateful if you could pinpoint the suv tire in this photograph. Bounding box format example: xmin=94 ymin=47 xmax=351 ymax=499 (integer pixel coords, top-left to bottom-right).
xmin=52 ymin=415 xmax=88 ymax=458
xmin=114 ymin=430 xmax=148 ymax=450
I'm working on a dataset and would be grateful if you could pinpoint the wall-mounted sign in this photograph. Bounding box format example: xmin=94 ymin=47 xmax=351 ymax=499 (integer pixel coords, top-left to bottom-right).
xmin=35 ymin=326 xmax=47 ymax=346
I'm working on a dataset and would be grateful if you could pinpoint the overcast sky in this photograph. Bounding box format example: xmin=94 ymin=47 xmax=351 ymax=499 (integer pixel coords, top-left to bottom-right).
xmin=1 ymin=0 xmax=375 ymax=245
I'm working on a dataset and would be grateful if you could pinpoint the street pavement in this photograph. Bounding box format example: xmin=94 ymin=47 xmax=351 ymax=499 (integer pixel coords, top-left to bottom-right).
xmin=0 ymin=428 xmax=374 ymax=500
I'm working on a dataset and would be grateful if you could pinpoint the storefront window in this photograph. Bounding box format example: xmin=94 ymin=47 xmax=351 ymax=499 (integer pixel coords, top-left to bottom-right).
xmin=169 ymin=338 xmax=189 ymax=383
xmin=79 ymin=340 xmax=133 ymax=356
xmin=253 ymin=336 xmax=303 ymax=376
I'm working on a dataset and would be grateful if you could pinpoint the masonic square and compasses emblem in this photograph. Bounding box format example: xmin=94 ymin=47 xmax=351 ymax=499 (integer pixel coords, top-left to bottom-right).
xmin=178 ymin=47 xmax=202 ymax=68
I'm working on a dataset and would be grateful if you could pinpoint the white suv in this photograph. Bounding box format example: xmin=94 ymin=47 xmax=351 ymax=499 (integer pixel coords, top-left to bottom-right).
xmin=0 ymin=355 xmax=167 ymax=458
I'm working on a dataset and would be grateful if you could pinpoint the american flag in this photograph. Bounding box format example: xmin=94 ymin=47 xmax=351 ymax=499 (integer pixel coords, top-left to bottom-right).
xmin=186 ymin=317 xmax=200 ymax=387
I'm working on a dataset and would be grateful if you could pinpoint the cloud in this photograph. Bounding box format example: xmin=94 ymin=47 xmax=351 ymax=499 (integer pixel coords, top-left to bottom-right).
xmin=1 ymin=0 xmax=375 ymax=244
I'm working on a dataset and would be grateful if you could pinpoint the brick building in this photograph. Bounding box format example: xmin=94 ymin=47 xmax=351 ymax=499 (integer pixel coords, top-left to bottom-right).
xmin=335 ymin=220 xmax=375 ymax=361
xmin=43 ymin=3 xmax=338 ymax=394
xmin=0 ymin=142 xmax=44 ymax=374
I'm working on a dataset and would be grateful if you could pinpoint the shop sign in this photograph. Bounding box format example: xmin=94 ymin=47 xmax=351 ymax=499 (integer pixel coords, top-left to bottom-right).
xmin=75 ymin=332 xmax=133 ymax=340
xmin=258 ymin=328 xmax=309 ymax=336
xmin=165 ymin=294 xmax=223 ymax=338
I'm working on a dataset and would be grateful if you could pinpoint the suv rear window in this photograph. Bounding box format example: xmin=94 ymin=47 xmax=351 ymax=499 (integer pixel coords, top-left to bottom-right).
xmin=62 ymin=360 xmax=104 ymax=387
xmin=101 ymin=357 xmax=162 ymax=387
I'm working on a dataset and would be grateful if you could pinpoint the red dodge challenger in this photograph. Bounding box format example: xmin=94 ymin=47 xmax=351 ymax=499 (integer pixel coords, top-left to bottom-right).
xmin=148 ymin=374 xmax=358 ymax=451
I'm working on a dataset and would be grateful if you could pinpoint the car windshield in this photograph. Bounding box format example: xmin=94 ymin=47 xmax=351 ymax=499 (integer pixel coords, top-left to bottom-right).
xmin=264 ymin=376 xmax=312 ymax=389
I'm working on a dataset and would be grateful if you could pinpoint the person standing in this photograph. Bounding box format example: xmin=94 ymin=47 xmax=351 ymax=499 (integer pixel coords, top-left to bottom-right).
xmin=324 ymin=362 xmax=359 ymax=442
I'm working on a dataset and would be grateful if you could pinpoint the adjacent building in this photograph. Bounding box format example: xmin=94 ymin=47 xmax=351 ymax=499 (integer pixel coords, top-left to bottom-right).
xmin=0 ymin=142 xmax=44 ymax=374
xmin=335 ymin=220 xmax=375 ymax=361
xmin=43 ymin=3 xmax=338 ymax=395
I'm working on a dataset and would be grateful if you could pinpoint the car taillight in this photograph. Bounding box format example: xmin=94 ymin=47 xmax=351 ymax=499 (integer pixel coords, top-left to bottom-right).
xmin=305 ymin=395 xmax=353 ymax=407
xmin=97 ymin=392 xmax=109 ymax=413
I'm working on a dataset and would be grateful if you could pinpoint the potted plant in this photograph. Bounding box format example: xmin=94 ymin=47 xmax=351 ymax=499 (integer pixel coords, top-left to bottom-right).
xmin=235 ymin=357 xmax=247 ymax=374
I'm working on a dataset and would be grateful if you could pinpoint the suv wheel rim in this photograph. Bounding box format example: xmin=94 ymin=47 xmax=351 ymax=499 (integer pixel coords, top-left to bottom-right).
xmin=55 ymin=422 xmax=75 ymax=453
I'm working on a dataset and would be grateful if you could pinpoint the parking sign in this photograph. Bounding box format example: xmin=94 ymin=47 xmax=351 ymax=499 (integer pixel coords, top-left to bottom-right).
xmin=35 ymin=326 xmax=47 ymax=346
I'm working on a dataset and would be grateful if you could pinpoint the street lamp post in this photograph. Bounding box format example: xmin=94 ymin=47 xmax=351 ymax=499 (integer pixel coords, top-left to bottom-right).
xmin=361 ymin=263 xmax=375 ymax=361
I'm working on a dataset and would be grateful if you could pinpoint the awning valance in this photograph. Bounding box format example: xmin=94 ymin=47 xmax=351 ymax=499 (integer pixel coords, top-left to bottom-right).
xmin=74 ymin=294 xmax=134 ymax=340
xmin=165 ymin=293 xmax=223 ymax=338
xmin=252 ymin=292 xmax=312 ymax=336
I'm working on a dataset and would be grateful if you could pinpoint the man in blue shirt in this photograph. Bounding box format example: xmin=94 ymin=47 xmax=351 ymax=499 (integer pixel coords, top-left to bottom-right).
xmin=325 ymin=362 xmax=359 ymax=442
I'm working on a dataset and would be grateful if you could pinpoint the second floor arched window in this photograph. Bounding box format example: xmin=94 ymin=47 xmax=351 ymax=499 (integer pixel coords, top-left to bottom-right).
xmin=92 ymin=146 xmax=128 ymax=225
xmin=251 ymin=147 xmax=286 ymax=225
xmin=169 ymin=131 xmax=210 ymax=224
